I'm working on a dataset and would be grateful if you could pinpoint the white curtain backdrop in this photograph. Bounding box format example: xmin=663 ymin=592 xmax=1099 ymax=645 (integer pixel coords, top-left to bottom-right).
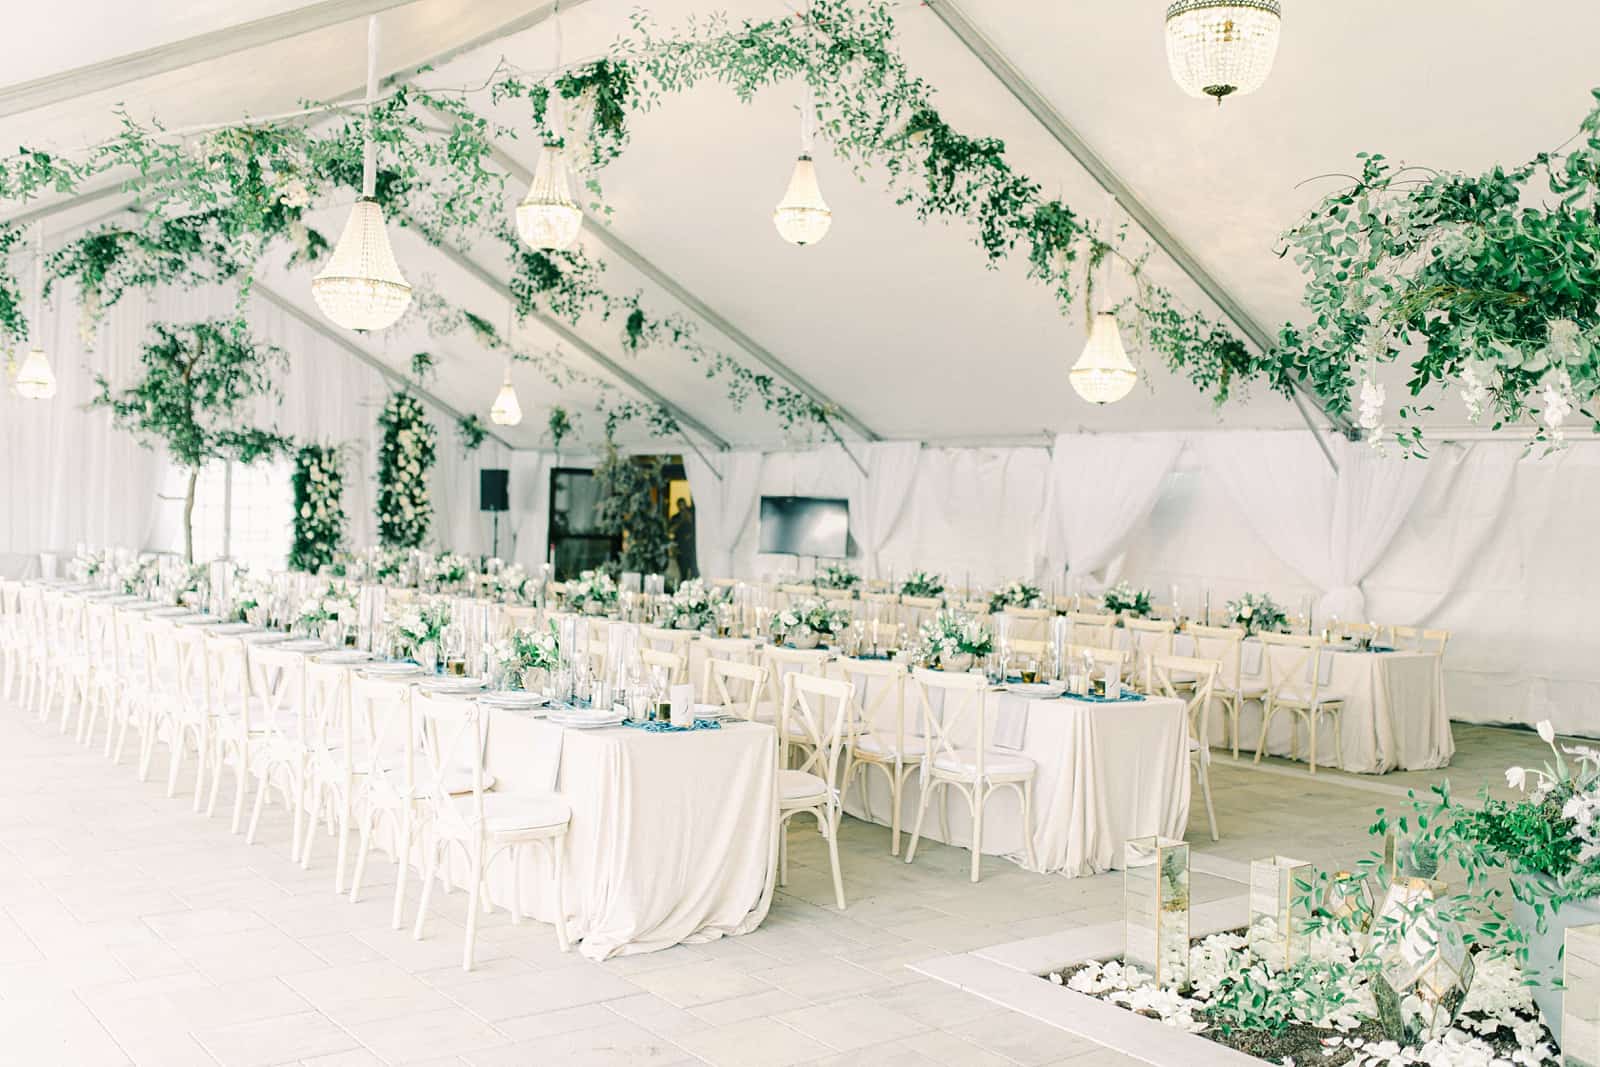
xmin=853 ymin=442 xmax=921 ymax=578
xmin=1201 ymin=432 xmax=1431 ymax=620
xmin=684 ymin=450 xmax=764 ymax=580
xmin=1040 ymin=432 xmax=1184 ymax=589
xmin=508 ymin=450 xmax=555 ymax=569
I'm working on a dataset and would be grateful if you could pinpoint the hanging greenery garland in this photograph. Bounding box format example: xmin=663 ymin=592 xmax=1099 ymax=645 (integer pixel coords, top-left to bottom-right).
xmin=456 ymin=414 xmax=488 ymax=453
xmin=6 ymin=0 xmax=1597 ymax=449
xmin=376 ymin=391 xmax=436 ymax=549
xmin=289 ymin=443 xmax=346 ymax=573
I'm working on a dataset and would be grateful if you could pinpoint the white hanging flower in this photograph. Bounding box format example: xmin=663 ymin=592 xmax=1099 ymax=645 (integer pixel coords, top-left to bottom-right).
xmin=1459 ymin=364 xmax=1490 ymax=422
xmin=1537 ymin=720 xmax=1556 ymax=745
xmin=1541 ymin=370 xmax=1574 ymax=442
xmin=1505 ymin=766 xmax=1528 ymax=790
xmin=1358 ymin=372 xmax=1386 ymax=443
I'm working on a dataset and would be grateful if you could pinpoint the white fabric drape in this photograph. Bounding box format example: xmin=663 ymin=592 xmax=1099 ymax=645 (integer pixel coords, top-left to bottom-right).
xmin=1040 ymin=433 xmax=1184 ymax=587
xmin=1201 ymin=432 xmax=1430 ymax=620
xmin=853 ymin=442 xmax=921 ymax=578
xmin=508 ymin=450 xmax=555 ymax=569
xmin=685 ymin=451 xmax=764 ymax=580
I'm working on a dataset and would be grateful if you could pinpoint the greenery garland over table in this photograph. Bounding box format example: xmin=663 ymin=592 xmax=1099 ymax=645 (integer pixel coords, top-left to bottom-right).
xmin=1 ymin=1 xmax=1595 ymax=452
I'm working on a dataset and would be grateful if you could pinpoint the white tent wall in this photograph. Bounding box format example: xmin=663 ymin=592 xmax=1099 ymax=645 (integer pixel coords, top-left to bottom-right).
xmin=0 ymin=283 xmax=547 ymax=568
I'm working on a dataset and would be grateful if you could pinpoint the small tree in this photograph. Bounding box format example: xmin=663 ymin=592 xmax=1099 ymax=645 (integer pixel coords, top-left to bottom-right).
xmin=92 ymin=319 xmax=289 ymax=561
xmin=593 ymin=441 xmax=672 ymax=574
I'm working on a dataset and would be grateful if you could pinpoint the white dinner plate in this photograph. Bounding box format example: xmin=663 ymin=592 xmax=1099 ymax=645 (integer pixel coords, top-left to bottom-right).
xmin=548 ymin=710 xmax=627 ymax=729
xmin=316 ymin=650 xmax=372 ymax=664
xmin=363 ymin=662 xmax=422 ymax=677
xmin=1006 ymin=681 xmax=1066 ymax=697
xmin=479 ymin=691 xmax=546 ymax=709
xmin=419 ymin=676 xmax=486 ymax=693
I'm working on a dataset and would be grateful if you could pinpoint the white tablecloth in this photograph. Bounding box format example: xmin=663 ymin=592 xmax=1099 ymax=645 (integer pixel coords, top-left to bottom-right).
xmin=1210 ymin=648 xmax=1452 ymax=774
xmin=841 ymin=690 xmax=1192 ymax=878
xmin=484 ymin=715 xmax=779 ymax=959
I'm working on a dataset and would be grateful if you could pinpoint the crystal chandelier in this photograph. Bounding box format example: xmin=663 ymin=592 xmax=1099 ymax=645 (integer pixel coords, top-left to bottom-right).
xmin=1070 ymin=313 xmax=1138 ymax=404
xmin=489 ymin=365 xmax=523 ymax=426
xmin=516 ymin=144 xmax=582 ymax=251
xmin=1164 ymin=0 xmax=1282 ymax=102
xmin=773 ymin=85 xmax=832 ymax=246
xmin=15 ymin=223 xmax=55 ymax=400
xmin=311 ymin=16 xmax=412 ymax=332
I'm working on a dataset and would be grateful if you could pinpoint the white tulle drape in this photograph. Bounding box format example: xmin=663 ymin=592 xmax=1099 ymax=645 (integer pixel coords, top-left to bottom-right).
xmin=1201 ymin=432 xmax=1430 ymax=620
xmin=684 ymin=450 xmax=764 ymax=580
xmin=1040 ymin=432 xmax=1185 ymax=588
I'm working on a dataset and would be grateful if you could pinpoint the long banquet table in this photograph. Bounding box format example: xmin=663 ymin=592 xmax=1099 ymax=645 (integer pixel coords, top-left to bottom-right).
xmin=839 ymin=688 xmax=1192 ymax=877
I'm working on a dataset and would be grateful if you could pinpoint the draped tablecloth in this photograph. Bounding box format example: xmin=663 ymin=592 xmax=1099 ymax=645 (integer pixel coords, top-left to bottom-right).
xmin=484 ymin=715 xmax=779 ymax=960
xmin=840 ymin=690 xmax=1191 ymax=878
xmin=1206 ymin=648 xmax=1451 ymax=774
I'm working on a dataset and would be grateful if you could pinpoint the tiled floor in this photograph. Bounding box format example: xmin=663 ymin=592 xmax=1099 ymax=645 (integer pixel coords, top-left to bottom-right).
xmin=0 ymin=698 xmax=1539 ymax=1066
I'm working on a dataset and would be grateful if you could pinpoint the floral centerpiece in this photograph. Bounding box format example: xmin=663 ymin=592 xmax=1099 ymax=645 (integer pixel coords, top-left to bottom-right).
xmin=70 ymin=548 xmax=108 ymax=583
xmin=1226 ymin=592 xmax=1288 ymax=636
xmin=1102 ymin=581 xmax=1153 ymax=618
xmin=564 ymin=570 xmax=618 ymax=615
xmin=294 ymin=581 xmax=358 ymax=633
xmin=989 ymin=580 xmax=1043 ymax=612
xmin=495 ymin=624 xmax=559 ymax=690
xmin=484 ymin=562 xmax=531 ymax=602
xmin=113 ymin=556 xmax=155 ymax=595
xmin=915 ymin=611 xmax=993 ymax=672
xmin=662 ymin=578 xmax=722 ymax=631
xmin=231 ymin=570 xmax=272 ymax=622
xmin=388 ymin=601 xmax=452 ymax=662
xmin=421 ymin=551 xmax=470 ymax=590
xmin=769 ymin=598 xmax=852 ymax=648
xmin=817 ymin=563 xmax=860 ymax=591
xmin=900 ymin=570 xmax=944 ymax=599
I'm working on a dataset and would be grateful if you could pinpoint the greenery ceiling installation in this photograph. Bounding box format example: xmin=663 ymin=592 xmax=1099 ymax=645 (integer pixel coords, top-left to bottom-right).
xmin=2 ymin=1 xmax=1596 ymax=449
xmin=90 ymin=320 xmax=291 ymax=561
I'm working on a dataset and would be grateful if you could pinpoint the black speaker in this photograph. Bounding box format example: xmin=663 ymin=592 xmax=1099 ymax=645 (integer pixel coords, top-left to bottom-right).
xmin=479 ymin=469 xmax=509 ymax=513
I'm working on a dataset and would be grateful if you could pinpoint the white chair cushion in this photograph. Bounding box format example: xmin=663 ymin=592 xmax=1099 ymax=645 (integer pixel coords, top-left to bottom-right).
xmin=779 ymin=769 xmax=828 ymax=805
xmin=932 ymin=748 xmax=1035 ymax=780
xmin=853 ymin=733 xmax=927 ymax=759
xmin=482 ymin=792 xmax=570 ymax=833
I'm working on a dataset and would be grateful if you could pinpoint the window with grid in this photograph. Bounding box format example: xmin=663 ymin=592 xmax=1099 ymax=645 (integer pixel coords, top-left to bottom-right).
xmin=188 ymin=458 xmax=293 ymax=572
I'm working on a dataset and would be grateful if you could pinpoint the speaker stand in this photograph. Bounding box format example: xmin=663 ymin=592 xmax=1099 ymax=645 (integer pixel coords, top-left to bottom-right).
xmin=491 ymin=512 xmax=501 ymax=559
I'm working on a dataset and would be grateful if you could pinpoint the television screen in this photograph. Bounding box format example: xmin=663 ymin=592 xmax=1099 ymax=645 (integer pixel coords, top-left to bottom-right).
xmin=758 ymin=496 xmax=849 ymax=558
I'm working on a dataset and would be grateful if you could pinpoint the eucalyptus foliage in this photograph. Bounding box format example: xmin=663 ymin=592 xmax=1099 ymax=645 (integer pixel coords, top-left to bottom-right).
xmin=455 ymin=414 xmax=488 ymax=453
xmin=90 ymin=319 xmax=290 ymax=561
xmin=375 ymin=391 xmax=435 ymax=549
xmin=289 ymin=443 xmax=346 ymax=573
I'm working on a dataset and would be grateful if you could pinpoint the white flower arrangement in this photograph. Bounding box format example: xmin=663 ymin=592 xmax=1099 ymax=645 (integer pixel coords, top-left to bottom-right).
xmin=564 ymin=570 xmax=618 ymax=613
xmin=387 ymin=601 xmax=451 ymax=656
xmin=913 ymin=610 xmax=994 ymax=669
xmin=290 ymin=444 xmax=345 ymax=574
xmin=768 ymin=597 xmax=852 ymax=645
xmin=1049 ymin=929 xmax=1552 ymax=1067
xmin=376 ymin=392 xmax=436 ymax=550
xmin=70 ymin=548 xmax=108 ymax=583
xmin=495 ymin=624 xmax=559 ymax=686
xmin=231 ymin=570 xmax=272 ymax=621
xmin=899 ymin=570 xmax=944 ymax=599
xmin=113 ymin=556 xmax=156 ymax=595
xmin=1225 ymin=592 xmax=1288 ymax=636
xmin=662 ymin=577 xmax=724 ymax=631
xmin=817 ymin=563 xmax=860 ymax=591
xmin=420 ymin=551 xmax=470 ymax=589
xmin=294 ymin=581 xmax=358 ymax=630
xmin=1102 ymin=581 xmax=1152 ymax=618
xmin=988 ymin=580 xmax=1042 ymax=613
xmin=484 ymin=562 xmax=531 ymax=602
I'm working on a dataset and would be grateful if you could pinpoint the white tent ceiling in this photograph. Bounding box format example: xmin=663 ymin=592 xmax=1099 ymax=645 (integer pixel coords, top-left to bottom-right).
xmin=5 ymin=0 xmax=1598 ymax=452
